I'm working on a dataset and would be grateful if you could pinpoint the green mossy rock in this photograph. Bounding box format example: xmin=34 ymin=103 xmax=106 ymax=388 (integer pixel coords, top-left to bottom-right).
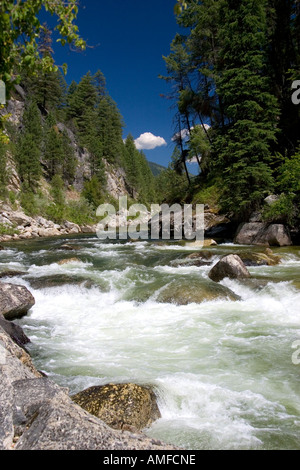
xmin=239 ymin=248 xmax=281 ymax=267
xmin=71 ymin=383 xmax=161 ymax=432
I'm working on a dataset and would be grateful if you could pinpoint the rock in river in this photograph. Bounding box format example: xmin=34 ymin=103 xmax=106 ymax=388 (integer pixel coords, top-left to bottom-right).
xmin=72 ymin=383 xmax=161 ymax=432
xmin=0 ymin=283 xmax=35 ymax=320
xmin=208 ymin=254 xmax=251 ymax=283
xmin=157 ymin=278 xmax=240 ymax=305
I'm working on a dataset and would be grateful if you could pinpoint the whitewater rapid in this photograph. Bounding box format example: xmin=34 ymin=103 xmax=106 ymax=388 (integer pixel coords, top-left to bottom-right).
xmin=0 ymin=237 xmax=299 ymax=450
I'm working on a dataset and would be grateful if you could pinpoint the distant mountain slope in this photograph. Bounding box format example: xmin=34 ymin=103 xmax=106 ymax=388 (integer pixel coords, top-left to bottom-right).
xmin=148 ymin=161 xmax=167 ymax=177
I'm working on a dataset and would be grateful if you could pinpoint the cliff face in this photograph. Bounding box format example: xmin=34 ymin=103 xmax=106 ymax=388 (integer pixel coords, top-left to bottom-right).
xmin=2 ymin=87 xmax=133 ymax=202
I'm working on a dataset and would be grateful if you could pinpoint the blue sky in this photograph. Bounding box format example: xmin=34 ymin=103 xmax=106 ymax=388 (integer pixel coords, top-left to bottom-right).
xmin=49 ymin=0 xmax=183 ymax=169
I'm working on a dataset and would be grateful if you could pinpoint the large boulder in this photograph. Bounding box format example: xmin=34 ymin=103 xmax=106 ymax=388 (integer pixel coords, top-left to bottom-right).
xmin=0 ymin=283 xmax=35 ymax=320
xmin=71 ymin=383 xmax=161 ymax=432
xmin=14 ymin=390 xmax=175 ymax=451
xmin=4 ymin=211 xmax=32 ymax=227
xmin=234 ymin=222 xmax=292 ymax=246
xmin=208 ymin=254 xmax=251 ymax=283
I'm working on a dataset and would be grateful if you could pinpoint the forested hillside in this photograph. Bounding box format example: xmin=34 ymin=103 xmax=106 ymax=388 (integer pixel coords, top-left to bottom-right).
xmin=0 ymin=35 xmax=158 ymax=225
xmin=161 ymin=0 xmax=300 ymax=231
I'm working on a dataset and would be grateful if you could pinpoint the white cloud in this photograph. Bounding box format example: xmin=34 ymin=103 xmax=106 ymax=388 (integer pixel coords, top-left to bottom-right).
xmin=187 ymin=155 xmax=202 ymax=164
xmin=172 ymin=124 xmax=211 ymax=142
xmin=134 ymin=132 xmax=167 ymax=150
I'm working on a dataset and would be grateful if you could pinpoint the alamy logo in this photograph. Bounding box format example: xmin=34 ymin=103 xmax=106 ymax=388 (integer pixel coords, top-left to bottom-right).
xmin=292 ymin=340 xmax=300 ymax=365
xmin=96 ymin=196 xmax=204 ymax=243
xmin=0 ymin=80 xmax=6 ymax=105
xmin=291 ymin=80 xmax=300 ymax=105
xmin=0 ymin=342 xmax=6 ymax=365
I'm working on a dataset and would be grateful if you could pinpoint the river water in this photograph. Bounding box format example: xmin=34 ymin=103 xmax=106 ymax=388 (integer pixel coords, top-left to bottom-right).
xmin=1 ymin=235 xmax=300 ymax=450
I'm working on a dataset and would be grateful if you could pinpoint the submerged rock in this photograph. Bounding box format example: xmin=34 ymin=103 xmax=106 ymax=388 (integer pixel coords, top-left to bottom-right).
xmin=157 ymin=278 xmax=240 ymax=305
xmin=208 ymin=254 xmax=251 ymax=283
xmin=58 ymin=244 xmax=81 ymax=251
xmin=27 ymin=274 xmax=91 ymax=290
xmin=57 ymin=258 xmax=81 ymax=265
xmin=185 ymin=239 xmax=217 ymax=248
xmin=0 ymin=283 xmax=35 ymax=320
xmin=0 ymin=270 xmax=26 ymax=279
xmin=71 ymin=383 xmax=161 ymax=432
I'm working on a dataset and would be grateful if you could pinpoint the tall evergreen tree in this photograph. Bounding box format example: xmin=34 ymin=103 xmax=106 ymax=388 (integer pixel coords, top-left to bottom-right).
xmin=16 ymin=101 xmax=42 ymax=190
xmin=214 ymin=0 xmax=280 ymax=217
xmin=43 ymin=113 xmax=64 ymax=178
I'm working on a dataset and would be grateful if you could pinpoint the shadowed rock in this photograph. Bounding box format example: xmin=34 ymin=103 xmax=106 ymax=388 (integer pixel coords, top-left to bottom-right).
xmin=0 ymin=316 xmax=30 ymax=349
xmin=0 ymin=271 xmax=26 ymax=279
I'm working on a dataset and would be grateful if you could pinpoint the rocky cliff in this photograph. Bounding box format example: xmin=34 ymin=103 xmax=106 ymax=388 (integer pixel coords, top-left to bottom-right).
xmin=1 ymin=86 xmax=134 ymax=203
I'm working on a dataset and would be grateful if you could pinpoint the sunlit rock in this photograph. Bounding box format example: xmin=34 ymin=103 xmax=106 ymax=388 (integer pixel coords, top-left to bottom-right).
xmin=72 ymin=383 xmax=161 ymax=432
xmin=0 ymin=283 xmax=35 ymax=320
xmin=208 ymin=254 xmax=251 ymax=283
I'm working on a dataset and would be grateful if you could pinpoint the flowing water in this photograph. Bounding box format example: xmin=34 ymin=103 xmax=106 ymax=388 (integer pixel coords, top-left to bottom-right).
xmin=1 ymin=236 xmax=300 ymax=450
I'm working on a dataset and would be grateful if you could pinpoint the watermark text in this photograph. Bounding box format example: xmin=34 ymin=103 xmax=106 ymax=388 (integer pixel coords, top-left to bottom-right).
xmin=96 ymin=197 xmax=204 ymax=243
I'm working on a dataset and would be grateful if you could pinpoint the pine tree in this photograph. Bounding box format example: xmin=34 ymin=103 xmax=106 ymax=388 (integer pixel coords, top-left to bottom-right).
xmin=67 ymin=72 xmax=97 ymax=128
xmin=122 ymin=134 xmax=140 ymax=192
xmin=96 ymin=95 xmax=124 ymax=164
xmin=213 ymin=0 xmax=280 ymax=217
xmin=43 ymin=113 xmax=64 ymax=178
xmin=16 ymin=101 xmax=42 ymax=190
xmin=20 ymin=25 xmax=67 ymax=115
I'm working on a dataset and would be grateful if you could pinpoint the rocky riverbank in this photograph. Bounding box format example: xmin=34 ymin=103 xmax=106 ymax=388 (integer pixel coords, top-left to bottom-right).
xmin=0 ymin=197 xmax=296 ymax=247
xmin=0 ymin=207 xmax=97 ymax=243
xmin=0 ymin=283 xmax=177 ymax=451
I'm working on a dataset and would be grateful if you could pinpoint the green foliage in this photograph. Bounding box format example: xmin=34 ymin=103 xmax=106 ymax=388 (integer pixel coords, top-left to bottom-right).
xmin=0 ymin=0 xmax=85 ymax=87
xmin=262 ymin=194 xmax=296 ymax=225
xmin=276 ymin=152 xmax=300 ymax=194
xmin=82 ymin=175 xmax=104 ymax=208
xmin=155 ymin=167 xmax=189 ymax=204
xmin=263 ymin=152 xmax=300 ymax=226
xmin=148 ymin=161 xmax=166 ymax=177
xmin=121 ymin=135 xmax=157 ymax=204
xmin=0 ymin=223 xmax=19 ymax=236
xmin=64 ymin=199 xmax=96 ymax=226
xmin=16 ymin=101 xmax=42 ymax=191
xmin=20 ymin=191 xmax=39 ymax=217
xmin=191 ymin=181 xmax=221 ymax=209
xmin=0 ymin=0 xmax=85 ymax=140
xmin=163 ymin=0 xmax=295 ymax=218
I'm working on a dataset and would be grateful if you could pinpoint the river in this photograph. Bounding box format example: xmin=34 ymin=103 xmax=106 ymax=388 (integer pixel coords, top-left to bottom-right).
xmin=0 ymin=235 xmax=299 ymax=450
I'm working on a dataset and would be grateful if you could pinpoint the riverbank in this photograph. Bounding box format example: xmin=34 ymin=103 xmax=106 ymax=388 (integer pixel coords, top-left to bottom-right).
xmin=0 ymin=207 xmax=97 ymax=244
xmin=0 ymin=202 xmax=295 ymax=248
